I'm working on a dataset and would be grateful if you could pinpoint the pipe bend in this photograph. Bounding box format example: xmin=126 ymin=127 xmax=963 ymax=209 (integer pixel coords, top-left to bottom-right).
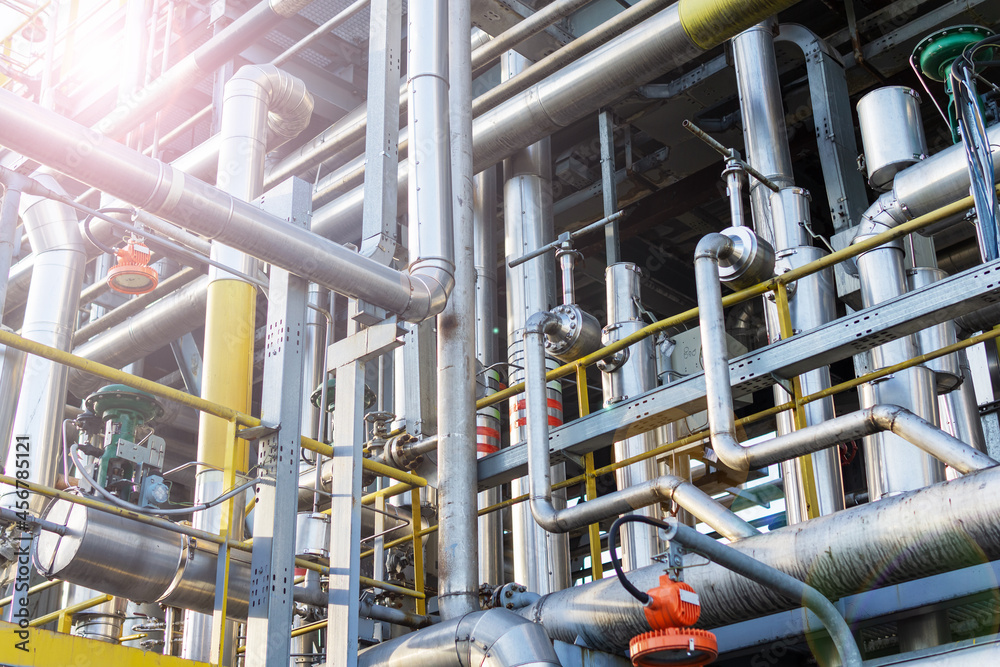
xmin=401 ymin=260 xmax=455 ymax=322
xmin=228 ymin=63 xmax=314 ymax=149
xmin=694 ymin=232 xmax=735 ymax=261
xmin=853 ymin=192 xmax=908 ymax=241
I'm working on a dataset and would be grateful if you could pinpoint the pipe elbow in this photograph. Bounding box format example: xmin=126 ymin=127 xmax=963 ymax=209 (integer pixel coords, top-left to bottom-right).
xmin=867 ymin=404 xmax=907 ymax=432
xmin=269 ymin=0 xmax=313 ymax=18
xmin=529 ymin=498 xmax=564 ymax=533
xmin=401 ymin=260 xmax=454 ymax=322
xmin=854 ymin=193 xmax=908 ymax=241
xmin=695 ymin=232 xmax=734 ymax=262
xmin=712 ymin=433 xmax=751 ymax=472
xmin=525 ymin=310 xmax=557 ymax=336
xmin=228 ymin=64 xmax=314 ymax=148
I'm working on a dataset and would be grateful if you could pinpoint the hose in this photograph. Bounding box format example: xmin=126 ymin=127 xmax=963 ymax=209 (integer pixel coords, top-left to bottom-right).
xmin=69 ymin=444 xmax=269 ymax=516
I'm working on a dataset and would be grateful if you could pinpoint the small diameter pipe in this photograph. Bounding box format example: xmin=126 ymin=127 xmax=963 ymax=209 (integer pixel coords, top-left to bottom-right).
xmin=650 ymin=516 xmax=862 ymax=667
xmin=523 ymin=311 xmax=757 ymax=541
xmin=694 ymin=233 xmax=997 ymax=474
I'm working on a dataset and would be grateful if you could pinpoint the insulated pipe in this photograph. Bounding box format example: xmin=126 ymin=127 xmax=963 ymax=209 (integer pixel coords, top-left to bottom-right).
xmin=67 ymin=277 xmax=209 ymax=398
xmin=468 ymin=0 xmax=596 ymax=73
xmin=435 ymin=0 xmax=479 ymax=620
xmin=601 ymin=263 xmax=661 ymax=568
xmin=185 ymin=63 xmax=314 ymax=662
xmin=95 ymin=0 xmax=316 ymax=141
xmin=1 ymin=175 xmax=85 ymax=511
xmin=0 ymin=88 xmax=451 ymax=323
xmin=732 ymin=20 xmax=796 ymax=247
xmin=658 ymin=519 xmax=862 ymax=667
xmin=516 ymin=463 xmax=1000 ymax=652
xmin=503 ymin=50 xmax=568 ymax=596
xmin=310 ymin=0 xmax=811 ymax=244
xmin=471 ymin=0 xmax=672 ymax=116
xmin=474 ymin=167 xmax=504 ymax=586
xmin=406 ymin=0 xmax=455 ymax=318
xmin=694 ymin=234 xmax=994 ymax=474
xmin=357 ymin=608 xmax=562 ymax=667
xmin=524 ymin=311 xmax=759 ymax=542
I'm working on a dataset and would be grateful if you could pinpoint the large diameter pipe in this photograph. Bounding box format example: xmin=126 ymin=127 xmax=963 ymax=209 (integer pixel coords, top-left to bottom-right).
xmin=0 ymin=89 xmax=449 ymax=323
xmin=358 ymin=608 xmax=561 ymax=667
xmin=311 ymin=0 xmax=810 ymax=244
xmin=517 ymin=463 xmax=1000 ymax=652
xmin=2 ymin=177 xmax=85 ymax=511
xmin=601 ymin=263 xmax=661 ymax=568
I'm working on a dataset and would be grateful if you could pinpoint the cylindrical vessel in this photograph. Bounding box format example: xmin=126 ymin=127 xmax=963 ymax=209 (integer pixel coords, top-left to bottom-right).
xmin=773 ymin=246 xmax=844 ymax=523
xmin=601 ymin=263 xmax=660 ymax=570
xmin=35 ymin=499 xmax=251 ymax=619
xmin=296 ymin=512 xmax=331 ymax=561
xmin=856 ymin=242 xmax=945 ymax=498
xmin=906 ymin=267 xmax=962 ymax=393
xmin=857 ymin=86 xmax=927 ymax=191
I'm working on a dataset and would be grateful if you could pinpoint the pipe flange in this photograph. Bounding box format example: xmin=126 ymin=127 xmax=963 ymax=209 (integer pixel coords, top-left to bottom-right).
xmin=544 ymin=304 xmax=602 ymax=362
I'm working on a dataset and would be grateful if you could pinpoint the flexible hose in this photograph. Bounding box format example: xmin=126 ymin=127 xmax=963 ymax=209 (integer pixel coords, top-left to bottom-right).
xmin=69 ymin=444 xmax=268 ymax=516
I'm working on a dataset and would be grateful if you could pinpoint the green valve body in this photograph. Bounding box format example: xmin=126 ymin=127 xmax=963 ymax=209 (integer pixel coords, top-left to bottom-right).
xmin=85 ymin=384 xmax=164 ymax=487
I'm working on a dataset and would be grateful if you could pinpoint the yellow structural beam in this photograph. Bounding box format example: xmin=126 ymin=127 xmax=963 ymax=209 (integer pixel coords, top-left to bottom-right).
xmin=0 ymin=621 xmax=211 ymax=667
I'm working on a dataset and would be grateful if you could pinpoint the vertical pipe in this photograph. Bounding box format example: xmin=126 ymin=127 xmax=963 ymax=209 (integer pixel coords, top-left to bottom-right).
xmin=601 ymin=263 xmax=660 ymax=569
xmin=437 ymin=0 xmax=480 ymax=619
xmin=3 ymin=176 xmax=85 ymax=511
xmin=185 ymin=64 xmax=313 ymax=663
xmin=734 ymin=24 xmax=842 ymax=522
xmin=474 ymin=166 xmax=504 ymax=586
xmin=856 ymin=241 xmax=944 ymax=498
xmin=503 ymin=49 xmax=568 ymax=594
xmin=732 ymin=20 xmax=795 ymax=247
xmin=0 ymin=182 xmax=26 ymax=455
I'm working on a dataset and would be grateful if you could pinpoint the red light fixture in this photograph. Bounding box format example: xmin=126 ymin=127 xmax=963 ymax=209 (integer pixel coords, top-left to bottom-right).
xmin=629 ymin=574 xmax=718 ymax=666
xmin=107 ymin=234 xmax=158 ymax=295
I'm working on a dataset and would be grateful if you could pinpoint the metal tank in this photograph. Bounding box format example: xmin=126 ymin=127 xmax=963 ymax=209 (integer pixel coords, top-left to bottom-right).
xmin=857 ymin=86 xmax=928 ymax=192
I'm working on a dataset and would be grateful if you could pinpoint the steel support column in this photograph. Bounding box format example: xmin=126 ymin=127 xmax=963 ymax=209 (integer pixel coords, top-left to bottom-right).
xmin=243 ymin=178 xmax=311 ymax=665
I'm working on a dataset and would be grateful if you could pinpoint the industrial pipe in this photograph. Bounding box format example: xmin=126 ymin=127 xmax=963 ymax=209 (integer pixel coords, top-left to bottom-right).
xmin=357 ymin=608 xmax=562 ymax=667
xmin=694 ymin=233 xmax=995 ymax=474
xmin=523 ymin=310 xmax=758 ymax=542
xmin=517 ymin=463 xmax=1000 ymax=652
xmin=2 ymin=175 xmax=85 ymax=510
xmin=0 ymin=87 xmax=453 ymax=322
xmin=435 ymin=0 xmax=479 ymax=620
xmin=632 ymin=517 xmax=863 ymax=666
xmin=310 ymin=0 xmax=812 ymax=244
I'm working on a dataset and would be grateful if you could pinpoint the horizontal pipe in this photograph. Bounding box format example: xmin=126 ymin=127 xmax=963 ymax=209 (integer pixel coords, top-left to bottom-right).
xmin=523 ymin=311 xmax=757 ymax=541
xmin=358 ymin=609 xmax=561 ymax=667
xmin=0 ymin=89 xmax=448 ymax=322
xmin=694 ymin=233 xmax=995 ymax=474
xmin=517 ymin=464 xmax=1000 ymax=651
xmin=663 ymin=519 xmax=862 ymax=666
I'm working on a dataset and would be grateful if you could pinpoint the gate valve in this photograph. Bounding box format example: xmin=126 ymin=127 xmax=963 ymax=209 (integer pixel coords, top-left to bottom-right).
xmin=629 ymin=574 xmax=717 ymax=666
xmin=107 ymin=233 xmax=158 ymax=295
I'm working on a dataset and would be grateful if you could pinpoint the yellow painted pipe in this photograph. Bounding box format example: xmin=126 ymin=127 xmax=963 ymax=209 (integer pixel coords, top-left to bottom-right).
xmin=196 ymin=279 xmax=257 ymax=471
xmin=678 ymin=0 xmax=801 ymax=50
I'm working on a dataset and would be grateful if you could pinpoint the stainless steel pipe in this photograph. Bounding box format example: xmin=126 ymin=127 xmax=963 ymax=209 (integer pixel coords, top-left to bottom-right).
xmin=517 ymin=463 xmax=1000 ymax=651
xmin=523 ymin=310 xmax=758 ymax=542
